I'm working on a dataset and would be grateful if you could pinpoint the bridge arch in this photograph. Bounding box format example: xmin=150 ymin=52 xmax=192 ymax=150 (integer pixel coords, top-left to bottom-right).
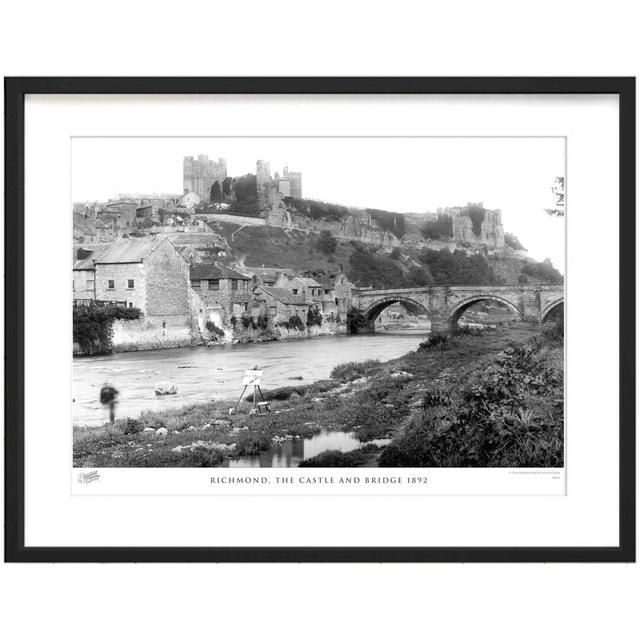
xmin=362 ymin=296 xmax=431 ymax=327
xmin=541 ymin=298 xmax=564 ymax=323
xmin=447 ymin=295 xmax=523 ymax=329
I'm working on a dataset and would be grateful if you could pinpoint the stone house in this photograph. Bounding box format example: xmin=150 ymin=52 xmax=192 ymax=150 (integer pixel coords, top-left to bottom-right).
xmin=240 ymin=266 xmax=296 ymax=288
xmin=103 ymin=200 xmax=137 ymax=234
xmin=273 ymin=273 xmax=324 ymax=303
xmin=91 ymin=237 xmax=197 ymax=348
xmin=179 ymin=190 xmax=201 ymax=211
xmin=72 ymin=245 xmax=110 ymax=301
xmin=272 ymin=271 xmax=355 ymax=321
xmin=252 ymin=286 xmax=311 ymax=324
xmin=189 ymin=262 xmax=252 ymax=321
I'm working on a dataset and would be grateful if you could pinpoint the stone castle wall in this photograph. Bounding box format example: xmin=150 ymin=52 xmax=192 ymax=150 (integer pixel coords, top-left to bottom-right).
xmin=183 ymin=155 xmax=227 ymax=200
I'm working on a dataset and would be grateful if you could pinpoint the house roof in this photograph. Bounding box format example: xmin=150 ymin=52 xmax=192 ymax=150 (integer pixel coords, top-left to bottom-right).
xmin=73 ymin=218 xmax=97 ymax=237
xmin=105 ymin=200 xmax=137 ymax=207
xmin=93 ymin=237 xmax=164 ymax=264
xmin=239 ymin=266 xmax=296 ymax=282
xmin=72 ymin=244 xmax=111 ymax=270
xmin=190 ymin=262 xmax=250 ymax=281
xmin=256 ymin=287 xmax=310 ymax=306
xmin=294 ymin=276 xmax=322 ymax=288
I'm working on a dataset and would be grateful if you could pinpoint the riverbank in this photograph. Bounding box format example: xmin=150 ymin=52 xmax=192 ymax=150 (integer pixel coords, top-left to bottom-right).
xmin=73 ymin=322 xmax=563 ymax=468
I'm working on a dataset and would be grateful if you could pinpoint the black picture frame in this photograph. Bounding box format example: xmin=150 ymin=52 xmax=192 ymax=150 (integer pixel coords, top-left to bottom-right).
xmin=4 ymin=77 xmax=635 ymax=563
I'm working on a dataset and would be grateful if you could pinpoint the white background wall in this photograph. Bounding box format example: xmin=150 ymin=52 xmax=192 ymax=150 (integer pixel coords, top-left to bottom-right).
xmin=1 ymin=1 xmax=638 ymax=639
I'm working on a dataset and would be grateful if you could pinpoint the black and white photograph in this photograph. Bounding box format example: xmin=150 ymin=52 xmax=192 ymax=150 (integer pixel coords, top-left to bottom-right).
xmin=6 ymin=76 xmax=632 ymax=564
xmin=72 ymin=136 xmax=565 ymax=470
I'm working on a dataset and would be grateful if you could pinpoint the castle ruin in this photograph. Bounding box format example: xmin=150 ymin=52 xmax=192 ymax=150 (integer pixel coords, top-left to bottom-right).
xmin=183 ymin=155 xmax=227 ymax=201
xmin=256 ymin=159 xmax=303 ymax=208
xmin=441 ymin=203 xmax=505 ymax=249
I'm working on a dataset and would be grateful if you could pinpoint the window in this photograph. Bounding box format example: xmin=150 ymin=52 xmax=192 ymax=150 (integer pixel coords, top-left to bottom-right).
xmin=86 ymin=280 xmax=94 ymax=291
xmin=191 ymin=279 xmax=201 ymax=290
xmin=208 ymin=279 xmax=220 ymax=290
xmin=128 ymin=302 xmax=133 ymax=308
xmin=127 ymin=279 xmax=134 ymax=289
xmin=231 ymin=280 xmax=238 ymax=291
xmin=292 ymin=288 xmax=298 ymax=295
xmin=108 ymin=280 xmax=114 ymax=289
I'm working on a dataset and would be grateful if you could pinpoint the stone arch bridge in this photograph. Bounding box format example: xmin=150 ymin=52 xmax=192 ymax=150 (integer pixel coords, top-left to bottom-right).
xmin=354 ymin=284 xmax=564 ymax=332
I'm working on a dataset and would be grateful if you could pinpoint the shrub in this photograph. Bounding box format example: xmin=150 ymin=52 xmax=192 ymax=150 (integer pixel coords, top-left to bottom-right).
xmin=417 ymin=333 xmax=455 ymax=351
xmin=277 ymin=315 xmax=305 ymax=332
xmin=542 ymin=316 xmax=564 ymax=344
xmin=137 ymin=413 xmax=167 ymax=431
xmin=521 ymin=259 xmax=563 ymax=284
xmin=316 ymin=230 xmax=337 ymax=254
xmin=330 ymin=359 xmax=380 ymax=381
xmin=234 ymin=430 xmax=273 ymax=456
xmin=120 ymin=418 xmax=142 ymax=435
xmin=417 ymin=248 xmax=499 ymax=285
xmin=505 ymin=232 xmax=526 ymax=251
xmin=390 ymin=247 xmax=401 ymax=259
xmin=381 ymin=338 xmax=564 ymax=468
xmin=422 ymin=214 xmax=453 ymax=240
xmin=298 ymin=446 xmax=380 ymax=467
xmin=348 ymin=246 xmax=410 ymax=288
xmin=346 ymin=307 xmax=367 ymax=334
xmin=407 ymin=265 xmax=432 ymax=286
xmin=306 ymin=306 xmax=322 ymax=327
xmin=205 ymin=320 xmax=225 ymax=337
xmin=73 ymin=305 xmax=142 ymax=354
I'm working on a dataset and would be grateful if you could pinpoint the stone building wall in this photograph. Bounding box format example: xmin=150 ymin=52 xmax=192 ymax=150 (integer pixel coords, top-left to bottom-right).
xmin=73 ymin=269 xmax=96 ymax=300
xmin=111 ymin=316 xmax=194 ymax=351
xmin=145 ymin=239 xmax=191 ymax=317
xmin=192 ymin=277 xmax=253 ymax=321
xmin=94 ymin=262 xmax=147 ymax=309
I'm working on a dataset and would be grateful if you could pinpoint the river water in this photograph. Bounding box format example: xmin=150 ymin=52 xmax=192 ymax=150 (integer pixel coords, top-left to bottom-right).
xmin=73 ymin=328 xmax=429 ymax=427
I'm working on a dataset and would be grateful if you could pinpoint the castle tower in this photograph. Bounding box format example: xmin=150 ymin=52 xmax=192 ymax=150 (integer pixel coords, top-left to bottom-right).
xmin=256 ymin=159 xmax=274 ymax=208
xmin=183 ymin=155 xmax=227 ymax=201
xmin=282 ymin=163 xmax=302 ymax=199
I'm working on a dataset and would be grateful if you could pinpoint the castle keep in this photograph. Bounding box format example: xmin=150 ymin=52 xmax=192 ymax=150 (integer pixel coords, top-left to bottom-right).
xmin=183 ymin=155 xmax=227 ymax=200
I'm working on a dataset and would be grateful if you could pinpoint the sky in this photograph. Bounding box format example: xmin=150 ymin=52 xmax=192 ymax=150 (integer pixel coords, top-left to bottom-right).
xmin=72 ymin=137 xmax=566 ymax=271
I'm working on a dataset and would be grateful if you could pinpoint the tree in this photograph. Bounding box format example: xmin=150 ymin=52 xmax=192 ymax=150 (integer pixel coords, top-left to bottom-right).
xmin=317 ymin=230 xmax=337 ymax=254
xmin=505 ymin=232 xmax=526 ymax=251
xmin=306 ymin=306 xmax=322 ymax=327
xmin=422 ymin=214 xmax=453 ymax=240
xmin=407 ymin=265 xmax=432 ymax=286
xmin=210 ymin=181 xmax=222 ymax=204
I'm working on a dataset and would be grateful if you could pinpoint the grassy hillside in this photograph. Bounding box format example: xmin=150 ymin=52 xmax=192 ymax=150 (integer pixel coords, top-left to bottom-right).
xmin=209 ymin=220 xmax=354 ymax=272
xmin=207 ymin=219 xmax=562 ymax=288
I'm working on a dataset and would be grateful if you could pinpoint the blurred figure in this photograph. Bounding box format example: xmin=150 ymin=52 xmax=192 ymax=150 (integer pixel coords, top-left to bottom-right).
xmin=100 ymin=382 xmax=119 ymax=423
